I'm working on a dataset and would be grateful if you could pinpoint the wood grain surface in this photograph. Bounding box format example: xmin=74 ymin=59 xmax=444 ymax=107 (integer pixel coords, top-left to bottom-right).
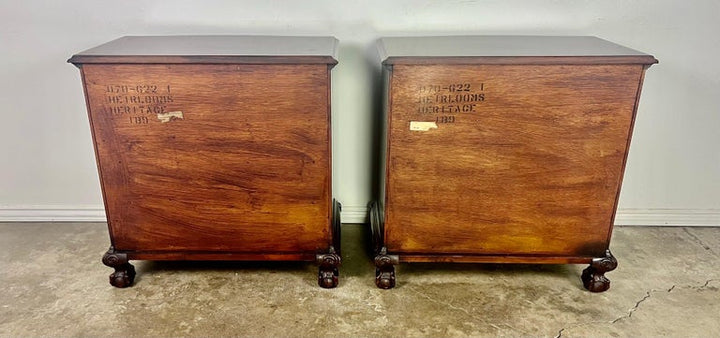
xmin=384 ymin=64 xmax=645 ymax=258
xmin=81 ymin=64 xmax=331 ymax=254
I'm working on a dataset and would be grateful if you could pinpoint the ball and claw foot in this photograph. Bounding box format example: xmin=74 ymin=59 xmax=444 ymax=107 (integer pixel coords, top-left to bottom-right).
xmin=316 ymin=247 xmax=341 ymax=289
xmin=102 ymin=247 xmax=136 ymax=288
xmin=109 ymin=263 xmax=136 ymax=288
xmin=375 ymin=265 xmax=396 ymax=289
xmin=581 ymin=250 xmax=618 ymax=293
xmin=374 ymin=247 xmax=399 ymax=289
xmin=318 ymin=266 xmax=339 ymax=289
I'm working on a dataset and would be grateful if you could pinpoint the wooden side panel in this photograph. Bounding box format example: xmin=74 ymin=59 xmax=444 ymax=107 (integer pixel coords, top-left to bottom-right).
xmin=82 ymin=64 xmax=330 ymax=253
xmin=385 ymin=64 xmax=643 ymax=257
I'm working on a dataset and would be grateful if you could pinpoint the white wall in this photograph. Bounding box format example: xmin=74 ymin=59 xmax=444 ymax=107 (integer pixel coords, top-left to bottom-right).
xmin=1 ymin=0 xmax=719 ymax=225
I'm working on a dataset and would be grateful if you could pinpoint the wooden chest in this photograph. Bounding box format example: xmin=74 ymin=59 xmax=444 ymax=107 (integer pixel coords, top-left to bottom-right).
xmin=370 ymin=36 xmax=657 ymax=291
xmin=69 ymin=36 xmax=342 ymax=288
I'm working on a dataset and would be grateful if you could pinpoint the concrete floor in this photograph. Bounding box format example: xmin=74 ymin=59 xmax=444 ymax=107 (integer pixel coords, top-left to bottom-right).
xmin=0 ymin=223 xmax=718 ymax=337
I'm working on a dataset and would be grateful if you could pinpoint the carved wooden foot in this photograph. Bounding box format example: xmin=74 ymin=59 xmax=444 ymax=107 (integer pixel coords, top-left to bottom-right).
xmin=316 ymin=246 xmax=341 ymax=288
xmin=374 ymin=247 xmax=399 ymax=289
xmin=581 ymin=250 xmax=618 ymax=292
xmin=102 ymin=247 xmax=136 ymax=288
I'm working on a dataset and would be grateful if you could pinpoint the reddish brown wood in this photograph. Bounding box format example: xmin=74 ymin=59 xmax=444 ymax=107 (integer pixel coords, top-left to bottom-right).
xmin=398 ymin=255 xmax=593 ymax=264
xmin=102 ymin=247 xmax=136 ymax=288
xmin=385 ymin=64 xmax=643 ymax=257
xmin=316 ymin=247 xmax=341 ymax=288
xmin=373 ymin=36 xmax=656 ymax=291
xmin=127 ymin=252 xmax=317 ymax=261
xmin=581 ymin=250 xmax=618 ymax=292
xmin=81 ymin=63 xmax=332 ymax=253
xmin=70 ymin=36 xmax=339 ymax=288
xmin=374 ymin=247 xmax=398 ymax=289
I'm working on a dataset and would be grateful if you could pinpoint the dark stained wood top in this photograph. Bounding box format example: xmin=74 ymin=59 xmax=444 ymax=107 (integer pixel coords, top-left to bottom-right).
xmin=69 ymin=35 xmax=338 ymax=64
xmin=379 ymin=36 xmax=658 ymax=65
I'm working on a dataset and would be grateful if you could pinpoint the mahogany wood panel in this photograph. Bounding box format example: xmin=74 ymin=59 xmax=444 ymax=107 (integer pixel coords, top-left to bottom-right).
xmin=127 ymin=252 xmax=316 ymax=261
xmin=384 ymin=64 xmax=645 ymax=258
xmin=398 ymin=255 xmax=591 ymax=264
xmin=81 ymin=64 xmax=331 ymax=253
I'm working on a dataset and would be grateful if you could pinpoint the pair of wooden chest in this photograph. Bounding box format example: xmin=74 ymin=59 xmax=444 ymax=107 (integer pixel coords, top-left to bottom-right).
xmin=70 ymin=35 xmax=656 ymax=292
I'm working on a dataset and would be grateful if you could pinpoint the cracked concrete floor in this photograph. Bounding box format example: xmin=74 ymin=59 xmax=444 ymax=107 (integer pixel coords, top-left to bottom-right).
xmin=1 ymin=223 xmax=719 ymax=337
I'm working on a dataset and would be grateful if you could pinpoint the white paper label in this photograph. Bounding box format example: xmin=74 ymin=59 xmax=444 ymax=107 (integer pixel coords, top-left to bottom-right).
xmin=157 ymin=111 xmax=184 ymax=123
xmin=409 ymin=121 xmax=438 ymax=131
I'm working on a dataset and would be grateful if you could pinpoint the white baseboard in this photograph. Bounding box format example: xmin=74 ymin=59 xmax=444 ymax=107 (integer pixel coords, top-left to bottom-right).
xmin=0 ymin=205 xmax=106 ymax=222
xmin=1 ymin=205 xmax=718 ymax=226
xmin=339 ymin=204 xmax=368 ymax=224
xmin=613 ymin=208 xmax=720 ymax=226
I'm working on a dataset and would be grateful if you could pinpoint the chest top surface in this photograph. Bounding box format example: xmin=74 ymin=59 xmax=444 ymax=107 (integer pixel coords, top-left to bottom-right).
xmin=68 ymin=35 xmax=338 ymax=65
xmin=379 ymin=35 xmax=657 ymax=65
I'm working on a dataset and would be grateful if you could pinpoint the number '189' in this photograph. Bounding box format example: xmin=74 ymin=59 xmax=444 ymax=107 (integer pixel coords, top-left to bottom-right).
xmin=436 ymin=115 xmax=455 ymax=123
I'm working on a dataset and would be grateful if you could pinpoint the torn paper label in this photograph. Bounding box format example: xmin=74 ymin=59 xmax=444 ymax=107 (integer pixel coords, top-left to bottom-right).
xmin=409 ymin=121 xmax=438 ymax=131
xmin=157 ymin=111 xmax=184 ymax=123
